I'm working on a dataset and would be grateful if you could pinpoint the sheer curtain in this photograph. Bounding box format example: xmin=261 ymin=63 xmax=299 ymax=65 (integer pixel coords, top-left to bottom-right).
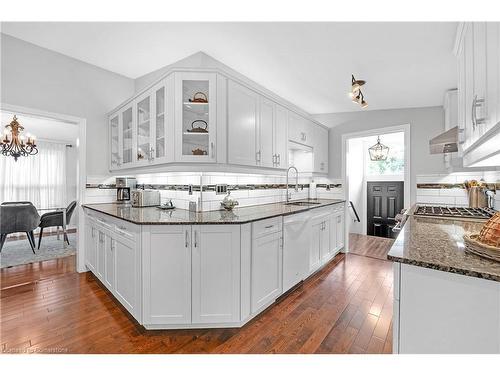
xmin=0 ymin=140 xmax=67 ymax=208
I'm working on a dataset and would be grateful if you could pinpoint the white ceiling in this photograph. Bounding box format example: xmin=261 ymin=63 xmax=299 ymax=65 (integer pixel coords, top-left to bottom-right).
xmin=1 ymin=112 xmax=79 ymax=143
xmin=1 ymin=22 xmax=458 ymax=114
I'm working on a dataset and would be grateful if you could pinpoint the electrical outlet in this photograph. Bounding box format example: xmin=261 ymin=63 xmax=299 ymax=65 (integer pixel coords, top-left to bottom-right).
xmin=216 ymin=184 xmax=228 ymax=195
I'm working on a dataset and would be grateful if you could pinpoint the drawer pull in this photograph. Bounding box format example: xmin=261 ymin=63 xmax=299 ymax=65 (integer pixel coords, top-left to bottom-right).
xmin=264 ymin=225 xmax=274 ymax=229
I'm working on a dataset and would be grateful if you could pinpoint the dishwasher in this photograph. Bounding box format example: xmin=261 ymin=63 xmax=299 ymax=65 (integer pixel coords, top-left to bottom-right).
xmin=283 ymin=211 xmax=311 ymax=293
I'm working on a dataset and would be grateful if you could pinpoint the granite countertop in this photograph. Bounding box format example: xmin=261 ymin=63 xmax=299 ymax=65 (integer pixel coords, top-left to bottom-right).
xmin=388 ymin=207 xmax=500 ymax=282
xmin=82 ymin=199 xmax=345 ymax=225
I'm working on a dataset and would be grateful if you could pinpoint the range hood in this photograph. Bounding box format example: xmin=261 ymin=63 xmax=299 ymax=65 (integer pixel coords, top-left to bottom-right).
xmin=429 ymin=126 xmax=459 ymax=154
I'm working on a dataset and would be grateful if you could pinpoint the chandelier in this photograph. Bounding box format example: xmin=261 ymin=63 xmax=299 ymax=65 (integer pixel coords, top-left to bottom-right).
xmin=368 ymin=136 xmax=389 ymax=161
xmin=349 ymin=74 xmax=368 ymax=108
xmin=1 ymin=115 xmax=38 ymax=161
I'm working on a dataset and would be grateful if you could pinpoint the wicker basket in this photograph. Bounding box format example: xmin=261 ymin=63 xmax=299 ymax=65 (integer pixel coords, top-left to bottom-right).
xmin=463 ymin=212 xmax=500 ymax=262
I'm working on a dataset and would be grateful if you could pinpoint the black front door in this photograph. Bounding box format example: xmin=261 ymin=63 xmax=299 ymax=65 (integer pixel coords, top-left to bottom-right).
xmin=367 ymin=181 xmax=404 ymax=239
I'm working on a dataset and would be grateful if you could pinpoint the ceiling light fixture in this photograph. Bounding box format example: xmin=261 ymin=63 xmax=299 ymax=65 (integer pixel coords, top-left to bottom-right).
xmin=1 ymin=115 xmax=38 ymax=161
xmin=350 ymin=74 xmax=367 ymax=108
xmin=368 ymin=136 xmax=389 ymax=161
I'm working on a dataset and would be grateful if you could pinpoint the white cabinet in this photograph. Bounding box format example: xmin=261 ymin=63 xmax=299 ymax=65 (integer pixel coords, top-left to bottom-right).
xmin=142 ymin=226 xmax=191 ymax=325
xmin=109 ymin=112 xmax=120 ymax=169
xmin=120 ymin=104 xmax=135 ymax=168
xmin=313 ymin=125 xmax=329 ymax=174
xmin=96 ymin=229 xmax=106 ymax=281
xmin=227 ymin=80 xmax=259 ymax=166
xmin=104 ymin=236 xmax=115 ymax=290
xmin=334 ymin=211 xmax=345 ymax=251
xmin=258 ymin=96 xmax=275 ymax=168
xmin=175 ymin=72 xmax=217 ymax=162
xmin=274 ymin=105 xmax=288 ymax=168
xmin=251 ymin=219 xmax=283 ymax=314
xmin=456 ymin=22 xmax=500 ymax=167
xmin=84 ymin=216 xmax=97 ymax=272
xmin=288 ymin=111 xmax=311 ymax=145
xmin=192 ymin=225 xmax=241 ymax=324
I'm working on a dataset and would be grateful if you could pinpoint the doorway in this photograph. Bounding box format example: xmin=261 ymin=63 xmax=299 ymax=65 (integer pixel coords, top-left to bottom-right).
xmin=342 ymin=125 xmax=410 ymax=252
xmin=0 ymin=104 xmax=86 ymax=271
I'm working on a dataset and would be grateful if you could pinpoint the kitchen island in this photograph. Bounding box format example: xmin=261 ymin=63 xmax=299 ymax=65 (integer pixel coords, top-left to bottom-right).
xmin=388 ymin=209 xmax=500 ymax=354
xmin=82 ymin=199 xmax=345 ymax=329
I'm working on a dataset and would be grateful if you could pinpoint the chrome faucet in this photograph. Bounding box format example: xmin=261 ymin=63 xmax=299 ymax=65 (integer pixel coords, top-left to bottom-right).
xmin=286 ymin=166 xmax=299 ymax=203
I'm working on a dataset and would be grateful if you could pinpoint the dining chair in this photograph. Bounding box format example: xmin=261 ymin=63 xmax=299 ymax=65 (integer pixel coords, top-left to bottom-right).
xmin=37 ymin=201 xmax=77 ymax=249
xmin=0 ymin=202 xmax=41 ymax=253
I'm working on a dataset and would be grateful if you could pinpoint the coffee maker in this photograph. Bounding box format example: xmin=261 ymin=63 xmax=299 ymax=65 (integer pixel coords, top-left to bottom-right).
xmin=116 ymin=177 xmax=136 ymax=204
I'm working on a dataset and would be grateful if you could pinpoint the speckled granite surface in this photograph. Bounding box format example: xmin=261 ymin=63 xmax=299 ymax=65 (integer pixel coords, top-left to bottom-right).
xmin=388 ymin=211 xmax=500 ymax=282
xmin=82 ymin=199 xmax=344 ymax=225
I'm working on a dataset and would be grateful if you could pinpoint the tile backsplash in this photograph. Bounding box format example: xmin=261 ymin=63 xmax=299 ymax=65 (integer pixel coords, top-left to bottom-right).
xmin=416 ymin=171 xmax=499 ymax=208
xmin=85 ymin=172 xmax=344 ymax=211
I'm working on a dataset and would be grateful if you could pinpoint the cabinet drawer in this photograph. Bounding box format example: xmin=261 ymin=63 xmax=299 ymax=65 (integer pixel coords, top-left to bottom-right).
xmin=252 ymin=217 xmax=282 ymax=238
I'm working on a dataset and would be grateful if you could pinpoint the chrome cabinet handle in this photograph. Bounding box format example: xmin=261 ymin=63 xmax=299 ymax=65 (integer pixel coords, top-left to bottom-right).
xmin=256 ymin=150 xmax=261 ymax=163
xmin=194 ymin=230 xmax=198 ymax=248
xmin=277 ymin=154 xmax=281 ymax=166
xmin=185 ymin=229 xmax=189 ymax=248
xmin=211 ymin=142 xmax=215 ymax=158
xmin=272 ymin=154 xmax=276 ymax=166
xmin=264 ymin=225 xmax=274 ymax=229
xmin=472 ymin=95 xmax=486 ymax=130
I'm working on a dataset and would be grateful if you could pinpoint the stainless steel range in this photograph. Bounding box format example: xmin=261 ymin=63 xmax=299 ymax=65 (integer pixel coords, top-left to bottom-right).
xmin=413 ymin=205 xmax=496 ymax=220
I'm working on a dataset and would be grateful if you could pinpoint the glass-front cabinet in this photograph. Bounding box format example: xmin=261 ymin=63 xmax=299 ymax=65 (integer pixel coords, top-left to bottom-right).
xmin=121 ymin=104 xmax=134 ymax=168
xmin=135 ymin=92 xmax=152 ymax=164
xmin=175 ymin=72 xmax=217 ymax=162
xmin=109 ymin=113 xmax=120 ymax=169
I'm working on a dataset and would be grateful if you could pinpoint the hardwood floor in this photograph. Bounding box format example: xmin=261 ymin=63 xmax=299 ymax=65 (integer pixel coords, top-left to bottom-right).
xmin=1 ymin=253 xmax=393 ymax=354
xmin=348 ymin=233 xmax=394 ymax=261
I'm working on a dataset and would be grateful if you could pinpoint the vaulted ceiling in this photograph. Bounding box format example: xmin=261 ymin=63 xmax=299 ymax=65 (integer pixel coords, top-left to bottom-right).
xmin=1 ymin=22 xmax=458 ymax=114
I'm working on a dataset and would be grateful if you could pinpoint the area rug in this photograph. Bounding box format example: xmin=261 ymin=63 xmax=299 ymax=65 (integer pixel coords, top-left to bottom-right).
xmin=0 ymin=233 xmax=76 ymax=268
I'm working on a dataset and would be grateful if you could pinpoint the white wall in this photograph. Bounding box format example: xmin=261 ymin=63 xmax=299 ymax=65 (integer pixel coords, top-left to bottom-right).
xmin=315 ymin=106 xmax=446 ymax=204
xmin=0 ymin=34 xmax=135 ymax=176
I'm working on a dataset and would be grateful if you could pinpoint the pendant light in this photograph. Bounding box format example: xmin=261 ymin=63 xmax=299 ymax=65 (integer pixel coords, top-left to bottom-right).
xmin=368 ymin=136 xmax=389 ymax=161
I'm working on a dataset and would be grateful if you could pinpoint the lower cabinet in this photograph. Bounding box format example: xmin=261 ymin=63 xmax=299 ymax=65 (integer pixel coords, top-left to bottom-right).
xmin=84 ymin=217 xmax=97 ymax=272
xmin=283 ymin=212 xmax=311 ymax=293
xmin=142 ymin=224 xmax=241 ymax=326
xmin=251 ymin=228 xmax=283 ymax=314
xmin=310 ymin=213 xmax=330 ymax=273
xmin=192 ymin=225 xmax=241 ymax=324
xmin=114 ymin=234 xmax=140 ymax=318
xmin=143 ymin=225 xmax=191 ymax=325
xmin=335 ymin=212 xmax=345 ymax=251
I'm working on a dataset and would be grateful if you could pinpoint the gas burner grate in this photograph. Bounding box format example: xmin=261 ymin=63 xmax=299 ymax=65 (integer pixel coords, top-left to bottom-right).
xmin=414 ymin=205 xmax=496 ymax=219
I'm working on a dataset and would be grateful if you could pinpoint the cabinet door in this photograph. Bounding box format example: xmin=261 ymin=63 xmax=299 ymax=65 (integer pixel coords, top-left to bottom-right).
xmin=251 ymin=232 xmax=282 ymax=314
xmin=192 ymin=225 xmax=241 ymax=324
xmin=288 ymin=111 xmax=309 ymax=145
xmin=320 ymin=217 xmax=331 ymax=262
xmin=96 ymin=229 xmax=106 ymax=281
xmin=84 ymin=218 xmax=97 ymax=271
xmin=464 ymin=24 xmax=475 ymax=149
xmin=227 ymin=80 xmax=259 ymax=166
xmin=329 ymin=213 xmax=338 ymax=256
xmin=274 ymin=105 xmax=288 ymax=169
xmin=104 ymin=236 xmax=115 ymax=290
xmin=486 ymin=22 xmax=500 ymax=133
xmin=151 ymin=78 xmax=175 ymax=163
xmin=135 ymin=91 xmax=153 ymax=164
xmin=175 ymin=72 xmax=217 ymax=162
xmin=258 ymin=96 xmax=275 ymax=168
xmin=335 ymin=213 xmax=345 ymax=250
xmin=309 ymin=220 xmax=322 ymax=273
xmin=143 ymin=226 xmax=191 ymax=325
xmin=457 ymin=37 xmax=467 ymax=149
xmin=313 ymin=126 xmax=329 ymax=173
xmin=283 ymin=213 xmax=310 ymax=292
xmin=114 ymin=235 xmax=140 ymax=318
xmin=120 ymin=104 xmax=135 ymax=167
xmin=473 ymin=22 xmax=488 ymax=138
xmin=109 ymin=112 xmax=121 ymax=170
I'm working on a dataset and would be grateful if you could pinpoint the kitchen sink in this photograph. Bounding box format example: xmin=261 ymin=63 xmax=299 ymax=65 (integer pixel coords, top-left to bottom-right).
xmin=285 ymin=201 xmax=322 ymax=206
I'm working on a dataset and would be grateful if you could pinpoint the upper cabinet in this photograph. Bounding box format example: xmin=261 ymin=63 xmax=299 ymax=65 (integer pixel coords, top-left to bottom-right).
xmin=227 ymin=80 xmax=289 ymax=170
xmin=456 ymin=22 xmax=500 ymax=167
xmin=175 ymin=72 xmax=217 ymax=162
xmin=108 ymin=66 xmax=329 ymax=173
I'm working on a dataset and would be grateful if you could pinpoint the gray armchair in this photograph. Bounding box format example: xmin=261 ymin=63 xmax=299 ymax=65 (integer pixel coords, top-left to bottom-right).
xmin=0 ymin=202 xmax=41 ymax=253
xmin=38 ymin=201 xmax=77 ymax=249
